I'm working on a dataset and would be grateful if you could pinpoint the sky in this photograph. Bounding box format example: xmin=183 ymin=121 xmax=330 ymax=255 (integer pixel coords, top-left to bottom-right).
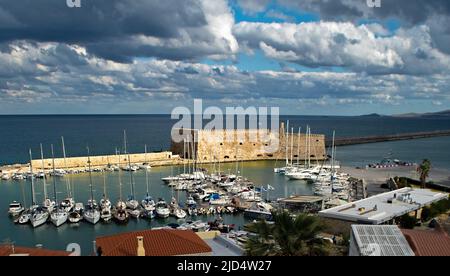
xmin=0 ymin=0 xmax=450 ymax=115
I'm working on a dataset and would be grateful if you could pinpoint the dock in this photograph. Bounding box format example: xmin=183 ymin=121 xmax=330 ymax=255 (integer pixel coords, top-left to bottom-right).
xmin=327 ymin=130 xmax=450 ymax=147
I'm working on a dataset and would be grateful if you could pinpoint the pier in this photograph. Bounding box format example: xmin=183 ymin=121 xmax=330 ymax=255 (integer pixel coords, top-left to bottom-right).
xmin=327 ymin=130 xmax=450 ymax=147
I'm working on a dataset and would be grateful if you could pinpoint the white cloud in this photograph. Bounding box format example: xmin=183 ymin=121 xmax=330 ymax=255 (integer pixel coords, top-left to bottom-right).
xmin=234 ymin=21 xmax=450 ymax=75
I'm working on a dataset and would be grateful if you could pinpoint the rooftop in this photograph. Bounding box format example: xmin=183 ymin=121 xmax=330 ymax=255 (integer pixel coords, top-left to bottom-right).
xmin=95 ymin=229 xmax=212 ymax=256
xmin=350 ymin=225 xmax=415 ymax=256
xmin=319 ymin=188 xmax=448 ymax=224
xmin=278 ymin=195 xmax=324 ymax=204
xmin=402 ymin=228 xmax=450 ymax=256
xmin=0 ymin=245 xmax=71 ymax=256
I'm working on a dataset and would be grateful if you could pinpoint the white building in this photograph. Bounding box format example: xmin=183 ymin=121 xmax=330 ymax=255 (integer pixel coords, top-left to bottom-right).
xmin=319 ymin=188 xmax=447 ymax=224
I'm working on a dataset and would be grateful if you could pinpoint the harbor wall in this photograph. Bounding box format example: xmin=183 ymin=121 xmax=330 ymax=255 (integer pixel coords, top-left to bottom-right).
xmin=30 ymin=151 xmax=179 ymax=170
xmin=171 ymin=124 xmax=327 ymax=162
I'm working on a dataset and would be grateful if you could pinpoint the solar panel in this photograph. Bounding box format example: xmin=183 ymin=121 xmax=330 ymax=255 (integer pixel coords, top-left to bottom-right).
xmin=352 ymin=225 xmax=415 ymax=256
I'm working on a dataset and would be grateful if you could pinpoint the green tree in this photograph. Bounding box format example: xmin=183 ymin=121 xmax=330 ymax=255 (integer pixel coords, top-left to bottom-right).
xmin=244 ymin=211 xmax=331 ymax=256
xmin=417 ymin=159 xmax=431 ymax=189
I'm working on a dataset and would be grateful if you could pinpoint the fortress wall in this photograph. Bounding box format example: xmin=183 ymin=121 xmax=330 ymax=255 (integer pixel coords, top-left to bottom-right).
xmin=30 ymin=151 xmax=176 ymax=170
xmin=171 ymin=128 xmax=327 ymax=162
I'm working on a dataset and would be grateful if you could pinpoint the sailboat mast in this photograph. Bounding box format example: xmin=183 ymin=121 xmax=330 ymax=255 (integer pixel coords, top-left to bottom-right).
xmin=40 ymin=143 xmax=48 ymax=201
xmin=285 ymin=120 xmax=289 ymax=166
xmin=87 ymin=146 xmax=95 ymax=205
xmin=181 ymin=140 xmax=185 ymax=174
xmin=29 ymin=149 xmax=36 ymax=206
xmin=297 ymin=127 xmax=301 ymax=166
xmin=290 ymin=127 xmax=294 ymax=166
xmin=145 ymin=145 xmax=149 ymax=196
xmin=124 ymin=130 xmax=135 ymax=198
xmin=117 ymin=148 xmax=123 ymax=201
xmin=51 ymin=144 xmax=57 ymax=204
xmin=61 ymin=136 xmax=72 ymax=198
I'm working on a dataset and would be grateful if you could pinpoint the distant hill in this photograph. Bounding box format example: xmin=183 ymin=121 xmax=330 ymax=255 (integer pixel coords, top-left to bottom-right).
xmin=359 ymin=113 xmax=384 ymax=118
xmin=393 ymin=110 xmax=450 ymax=118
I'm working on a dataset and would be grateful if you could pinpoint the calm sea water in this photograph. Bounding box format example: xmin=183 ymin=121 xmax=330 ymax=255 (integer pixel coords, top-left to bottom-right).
xmin=0 ymin=115 xmax=449 ymax=254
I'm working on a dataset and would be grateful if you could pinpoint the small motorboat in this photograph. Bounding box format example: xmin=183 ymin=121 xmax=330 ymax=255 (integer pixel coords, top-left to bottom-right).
xmin=129 ymin=208 xmax=141 ymax=219
xmin=172 ymin=208 xmax=187 ymax=219
xmin=68 ymin=211 xmax=83 ymax=223
xmin=18 ymin=209 xmax=32 ymax=224
xmin=8 ymin=201 xmax=24 ymax=217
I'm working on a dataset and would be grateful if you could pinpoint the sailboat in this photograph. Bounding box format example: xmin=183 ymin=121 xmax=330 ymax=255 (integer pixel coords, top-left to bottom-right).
xmin=139 ymin=144 xmax=152 ymax=170
xmin=60 ymin=137 xmax=75 ymax=212
xmin=141 ymin=145 xmax=155 ymax=219
xmin=113 ymin=148 xmax=129 ymax=224
xmin=28 ymin=149 xmax=49 ymax=228
xmin=100 ymin=172 xmax=112 ymax=222
xmin=18 ymin=152 xmax=38 ymax=225
xmin=39 ymin=144 xmax=56 ymax=214
xmin=83 ymin=147 xmax=101 ymax=225
xmin=50 ymin=144 xmax=69 ymax=227
xmin=155 ymin=198 xmax=170 ymax=218
xmin=123 ymin=130 xmax=139 ymax=211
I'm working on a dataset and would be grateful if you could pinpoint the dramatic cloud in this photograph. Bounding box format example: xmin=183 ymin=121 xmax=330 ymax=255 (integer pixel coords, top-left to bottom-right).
xmin=234 ymin=21 xmax=450 ymax=75
xmin=1 ymin=41 xmax=448 ymax=113
xmin=277 ymin=0 xmax=450 ymax=54
xmin=0 ymin=0 xmax=238 ymax=62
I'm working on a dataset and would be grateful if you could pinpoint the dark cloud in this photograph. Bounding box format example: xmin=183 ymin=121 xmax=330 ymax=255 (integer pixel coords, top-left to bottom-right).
xmin=0 ymin=0 xmax=237 ymax=62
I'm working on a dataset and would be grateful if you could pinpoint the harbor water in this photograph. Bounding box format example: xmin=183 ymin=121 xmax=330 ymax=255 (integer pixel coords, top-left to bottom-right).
xmin=0 ymin=115 xmax=449 ymax=254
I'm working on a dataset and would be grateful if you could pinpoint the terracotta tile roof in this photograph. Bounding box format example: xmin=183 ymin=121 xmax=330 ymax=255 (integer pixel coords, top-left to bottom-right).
xmin=401 ymin=229 xmax=450 ymax=256
xmin=96 ymin=229 xmax=212 ymax=256
xmin=0 ymin=245 xmax=71 ymax=256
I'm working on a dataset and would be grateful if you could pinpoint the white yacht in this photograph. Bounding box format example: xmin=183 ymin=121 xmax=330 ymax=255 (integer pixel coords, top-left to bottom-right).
xmin=83 ymin=147 xmax=101 ymax=225
xmin=51 ymin=208 xmax=68 ymax=227
xmin=8 ymin=201 xmax=24 ymax=216
xmin=31 ymin=207 xmax=49 ymax=228
xmin=155 ymin=199 xmax=170 ymax=218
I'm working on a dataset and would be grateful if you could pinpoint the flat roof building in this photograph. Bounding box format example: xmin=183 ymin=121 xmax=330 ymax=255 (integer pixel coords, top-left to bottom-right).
xmin=319 ymin=188 xmax=447 ymax=224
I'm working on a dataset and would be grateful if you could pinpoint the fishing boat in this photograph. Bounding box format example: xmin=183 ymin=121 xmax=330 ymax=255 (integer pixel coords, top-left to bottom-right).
xmin=83 ymin=147 xmax=101 ymax=225
xmin=49 ymin=145 xmax=68 ymax=227
xmin=8 ymin=201 xmax=24 ymax=217
xmin=155 ymin=199 xmax=170 ymax=218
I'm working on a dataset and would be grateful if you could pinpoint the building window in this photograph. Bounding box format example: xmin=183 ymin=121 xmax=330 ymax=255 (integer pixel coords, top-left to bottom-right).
xmin=203 ymin=157 xmax=207 ymax=160
xmin=257 ymin=154 xmax=263 ymax=157
xmin=239 ymin=142 xmax=243 ymax=146
xmin=224 ymin=156 xmax=230 ymax=159
xmin=220 ymin=143 xmax=223 ymax=146
xmin=266 ymin=154 xmax=274 ymax=157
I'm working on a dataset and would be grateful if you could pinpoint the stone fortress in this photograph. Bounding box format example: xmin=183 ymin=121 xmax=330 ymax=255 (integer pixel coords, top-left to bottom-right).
xmin=171 ymin=122 xmax=327 ymax=163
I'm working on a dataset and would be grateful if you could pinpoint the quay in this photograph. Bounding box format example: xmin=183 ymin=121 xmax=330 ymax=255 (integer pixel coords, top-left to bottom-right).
xmin=327 ymin=130 xmax=450 ymax=147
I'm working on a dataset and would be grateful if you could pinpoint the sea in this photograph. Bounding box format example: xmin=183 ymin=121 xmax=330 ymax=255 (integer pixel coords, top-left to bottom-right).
xmin=0 ymin=115 xmax=449 ymax=255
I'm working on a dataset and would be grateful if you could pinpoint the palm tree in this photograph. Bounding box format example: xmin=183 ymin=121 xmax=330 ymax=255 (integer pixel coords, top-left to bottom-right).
xmin=417 ymin=159 xmax=431 ymax=189
xmin=244 ymin=211 xmax=331 ymax=256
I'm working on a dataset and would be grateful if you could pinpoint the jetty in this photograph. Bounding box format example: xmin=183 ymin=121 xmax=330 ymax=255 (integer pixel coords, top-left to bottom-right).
xmin=327 ymin=130 xmax=450 ymax=147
